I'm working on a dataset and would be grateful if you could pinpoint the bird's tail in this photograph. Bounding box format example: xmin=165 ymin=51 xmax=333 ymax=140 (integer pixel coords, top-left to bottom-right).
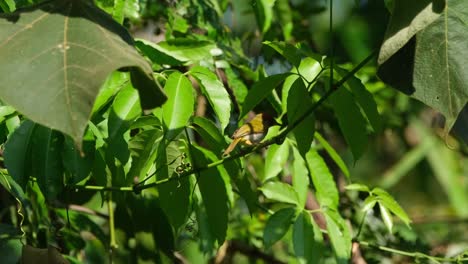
xmin=223 ymin=137 xmax=242 ymax=156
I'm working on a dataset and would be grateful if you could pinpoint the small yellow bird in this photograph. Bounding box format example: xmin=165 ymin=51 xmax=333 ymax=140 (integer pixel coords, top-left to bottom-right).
xmin=223 ymin=113 xmax=274 ymax=156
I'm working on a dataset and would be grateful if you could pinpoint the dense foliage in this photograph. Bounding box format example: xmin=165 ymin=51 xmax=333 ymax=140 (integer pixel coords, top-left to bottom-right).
xmin=0 ymin=0 xmax=467 ymax=263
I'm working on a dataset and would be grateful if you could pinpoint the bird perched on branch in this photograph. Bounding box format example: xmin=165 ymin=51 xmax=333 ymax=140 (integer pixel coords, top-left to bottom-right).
xmin=223 ymin=113 xmax=274 ymax=156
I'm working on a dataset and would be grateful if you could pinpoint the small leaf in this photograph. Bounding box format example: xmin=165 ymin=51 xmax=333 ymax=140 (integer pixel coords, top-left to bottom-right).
xmin=263 ymin=207 xmax=296 ymax=249
xmin=162 ymin=71 xmax=194 ymax=140
xmin=253 ymin=0 xmax=275 ymax=33
xmin=372 ymin=188 xmax=411 ymax=226
xmin=379 ymin=202 xmax=394 ymax=233
xmin=292 ymin=147 xmax=310 ymax=208
xmin=362 ymin=195 xmax=378 ymax=212
xmin=263 ymin=140 xmax=290 ymax=182
xmin=293 ymin=211 xmax=321 ymax=264
xmin=128 ymin=129 xmax=163 ymax=182
xmin=260 ymin=181 xmax=299 ymax=206
xmin=315 ymin=132 xmax=350 ymax=178
xmin=190 ymin=66 xmax=231 ymax=131
xmin=241 ymin=73 xmax=291 ymax=118
xmin=330 ymin=87 xmax=368 ymax=161
xmin=345 ymin=183 xmax=370 ymax=192
xmin=324 ymin=210 xmax=352 ymax=264
xmin=306 ymin=149 xmax=339 ymax=210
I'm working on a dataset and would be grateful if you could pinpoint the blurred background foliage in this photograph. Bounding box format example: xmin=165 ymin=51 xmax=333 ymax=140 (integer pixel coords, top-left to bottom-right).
xmin=1 ymin=0 xmax=467 ymax=263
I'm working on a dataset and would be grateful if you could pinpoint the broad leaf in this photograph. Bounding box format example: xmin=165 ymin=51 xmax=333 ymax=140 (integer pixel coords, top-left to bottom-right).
xmin=263 ymin=207 xmax=296 ymax=249
xmin=128 ymin=128 xmax=163 ymax=182
xmin=264 ymin=41 xmax=302 ymax=67
xmin=191 ymin=116 xmax=227 ymax=154
xmin=260 ymin=181 xmax=299 ymax=206
xmin=0 ymin=0 xmax=166 ymax=146
xmin=162 ymin=71 xmax=194 ymax=140
xmin=412 ymin=0 xmax=468 ymax=129
xmin=378 ymin=0 xmax=445 ymax=64
xmin=62 ymin=134 xmax=94 ymax=184
xmin=190 ymin=66 xmax=231 ymax=131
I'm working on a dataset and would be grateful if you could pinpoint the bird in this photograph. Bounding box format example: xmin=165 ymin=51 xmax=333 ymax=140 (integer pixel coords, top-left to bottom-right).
xmin=223 ymin=113 xmax=274 ymax=156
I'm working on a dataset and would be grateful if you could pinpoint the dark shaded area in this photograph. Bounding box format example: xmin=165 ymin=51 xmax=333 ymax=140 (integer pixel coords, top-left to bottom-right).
xmin=377 ymin=37 xmax=416 ymax=95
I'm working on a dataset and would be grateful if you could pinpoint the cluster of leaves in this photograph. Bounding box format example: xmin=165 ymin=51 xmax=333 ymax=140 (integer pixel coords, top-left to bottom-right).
xmin=1 ymin=0 xmax=468 ymax=263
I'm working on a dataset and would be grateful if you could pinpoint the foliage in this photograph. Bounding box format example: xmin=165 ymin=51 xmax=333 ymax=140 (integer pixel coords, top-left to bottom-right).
xmin=0 ymin=0 xmax=468 ymax=263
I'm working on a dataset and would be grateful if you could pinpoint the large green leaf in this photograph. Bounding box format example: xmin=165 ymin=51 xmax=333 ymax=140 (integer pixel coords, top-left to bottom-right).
xmin=324 ymin=210 xmax=352 ymax=264
xmin=412 ymin=0 xmax=468 ymax=129
xmin=293 ymin=211 xmax=321 ymax=264
xmin=192 ymin=146 xmax=231 ymax=245
xmin=330 ymin=87 xmax=368 ymax=161
xmin=0 ymin=0 xmax=166 ymax=146
xmin=162 ymin=71 xmax=194 ymax=140
xmin=292 ymin=147 xmax=310 ymax=208
xmin=260 ymin=181 xmax=300 ymax=206
xmin=305 ymin=149 xmax=339 ymax=210
xmin=189 ymin=66 xmax=231 ymax=132
xmin=263 ymin=207 xmax=296 ymax=249
xmin=378 ymin=0 xmax=445 ymax=64
xmin=263 ymin=140 xmax=290 ymax=182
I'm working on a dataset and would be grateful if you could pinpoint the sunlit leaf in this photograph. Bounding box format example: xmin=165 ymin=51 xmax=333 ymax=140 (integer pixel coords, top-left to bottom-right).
xmin=292 ymin=147 xmax=309 ymax=208
xmin=260 ymin=181 xmax=299 ymax=206
xmin=324 ymin=210 xmax=352 ymax=264
xmin=315 ymin=132 xmax=350 ymax=178
xmin=263 ymin=140 xmax=290 ymax=182
xmin=306 ymin=149 xmax=339 ymax=210
xmin=293 ymin=211 xmax=321 ymax=264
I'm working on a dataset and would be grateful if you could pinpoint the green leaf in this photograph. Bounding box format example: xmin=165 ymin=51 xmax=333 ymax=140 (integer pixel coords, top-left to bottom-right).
xmin=253 ymin=0 xmax=275 ymax=33
xmin=379 ymin=202 xmax=394 ymax=233
xmin=4 ymin=120 xmax=35 ymax=188
xmin=241 ymin=73 xmax=291 ymax=118
xmin=293 ymin=211 xmax=321 ymax=264
xmin=378 ymin=0 xmax=444 ymax=65
xmin=190 ymin=66 xmax=231 ymax=131
xmin=260 ymin=181 xmax=299 ymax=206
xmin=162 ymin=71 xmax=194 ymax=140
xmin=0 ymin=238 xmax=22 ymax=264
xmin=292 ymin=147 xmax=310 ymax=208
xmin=287 ymin=78 xmax=316 ymax=156
xmin=305 ymin=149 xmax=339 ymax=210
xmin=345 ymin=183 xmax=370 ymax=192
xmin=91 ymin=71 xmax=128 ymax=116
xmin=330 ymin=87 xmax=368 ymax=161
xmin=263 ymin=207 xmax=296 ymax=249
xmin=263 ymin=140 xmax=290 ymax=182
xmin=324 ymin=210 xmax=352 ymax=264
xmin=156 ymin=141 xmax=192 ymax=231
xmin=62 ymin=135 xmax=94 ymax=184
xmin=191 ymin=116 xmax=227 ymax=154
xmin=192 ymin=146 xmax=231 ymax=245
xmin=412 ymin=0 xmax=468 ymax=130
xmin=372 ymin=188 xmax=411 ymax=226
xmin=264 ymin=41 xmax=302 ymax=67
xmin=106 ymin=83 xmax=141 ymax=167
xmin=128 ymin=128 xmax=163 ymax=182
xmin=136 ymin=38 xmax=216 ymax=65
xmin=225 ymin=66 xmax=248 ymax=108
xmin=315 ymin=132 xmax=350 ymax=178
xmin=335 ymin=67 xmax=382 ymax=133
xmin=30 ymin=126 xmax=64 ymax=200
xmin=362 ymin=195 xmax=378 ymax=212
xmin=0 ymin=0 xmax=166 ymax=146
